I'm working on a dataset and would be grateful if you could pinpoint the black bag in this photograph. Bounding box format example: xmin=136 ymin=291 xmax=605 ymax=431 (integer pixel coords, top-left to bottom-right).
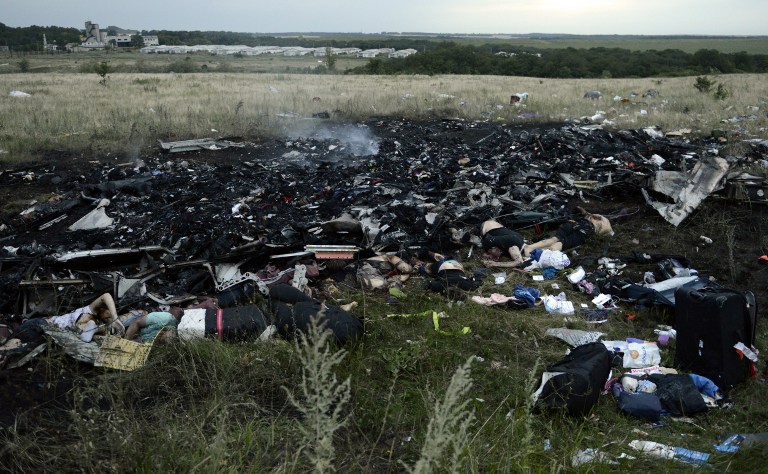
xmin=617 ymin=391 xmax=663 ymax=422
xmin=649 ymin=374 xmax=708 ymax=416
xmin=674 ymin=287 xmax=758 ymax=389
xmin=534 ymin=342 xmax=612 ymax=416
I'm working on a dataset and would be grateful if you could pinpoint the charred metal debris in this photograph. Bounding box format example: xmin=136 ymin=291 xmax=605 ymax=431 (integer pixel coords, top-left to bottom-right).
xmin=1 ymin=119 xmax=766 ymax=316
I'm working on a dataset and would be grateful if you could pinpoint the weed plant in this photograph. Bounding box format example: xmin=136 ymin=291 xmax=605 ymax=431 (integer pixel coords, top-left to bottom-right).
xmin=284 ymin=318 xmax=351 ymax=472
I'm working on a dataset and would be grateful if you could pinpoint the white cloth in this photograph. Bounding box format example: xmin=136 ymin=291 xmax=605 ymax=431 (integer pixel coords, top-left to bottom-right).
xmin=49 ymin=305 xmax=92 ymax=330
xmin=178 ymin=308 xmax=206 ymax=342
xmin=538 ymin=249 xmax=571 ymax=270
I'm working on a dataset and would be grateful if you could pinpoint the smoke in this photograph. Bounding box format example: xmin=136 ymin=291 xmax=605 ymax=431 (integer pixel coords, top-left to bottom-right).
xmin=285 ymin=122 xmax=380 ymax=156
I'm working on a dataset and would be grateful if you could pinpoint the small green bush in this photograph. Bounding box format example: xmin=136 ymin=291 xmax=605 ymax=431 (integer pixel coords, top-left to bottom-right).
xmin=714 ymin=83 xmax=730 ymax=100
xmin=17 ymin=58 xmax=30 ymax=72
xmin=94 ymin=61 xmax=112 ymax=85
xmin=694 ymin=76 xmax=714 ymax=93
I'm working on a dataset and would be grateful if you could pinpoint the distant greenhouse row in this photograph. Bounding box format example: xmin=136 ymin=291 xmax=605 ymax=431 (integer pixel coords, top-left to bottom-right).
xmin=139 ymin=45 xmax=418 ymax=58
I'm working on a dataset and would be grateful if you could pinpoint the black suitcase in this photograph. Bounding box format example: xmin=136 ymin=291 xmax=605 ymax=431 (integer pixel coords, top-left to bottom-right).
xmin=534 ymin=342 xmax=612 ymax=416
xmin=674 ymin=287 xmax=758 ymax=389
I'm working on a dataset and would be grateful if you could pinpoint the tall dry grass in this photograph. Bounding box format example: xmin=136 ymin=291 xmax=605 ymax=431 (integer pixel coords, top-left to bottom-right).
xmin=0 ymin=72 xmax=766 ymax=161
xmin=284 ymin=318 xmax=351 ymax=472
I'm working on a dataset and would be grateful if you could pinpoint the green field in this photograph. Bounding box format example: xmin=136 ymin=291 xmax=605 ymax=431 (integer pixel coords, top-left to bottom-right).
xmin=453 ymin=36 xmax=768 ymax=54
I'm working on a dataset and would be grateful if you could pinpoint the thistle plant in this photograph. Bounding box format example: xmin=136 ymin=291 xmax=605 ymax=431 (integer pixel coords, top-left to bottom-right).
xmin=409 ymin=357 xmax=476 ymax=474
xmin=284 ymin=317 xmax=351 ymax=473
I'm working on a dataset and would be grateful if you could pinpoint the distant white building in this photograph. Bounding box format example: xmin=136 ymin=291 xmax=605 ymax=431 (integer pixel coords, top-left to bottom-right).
xmin=313 ymin=47 xmax=362 ymax=57
xmin=358 ymin=48 xmax=395 ymax=58
xmin=104 ymin=34 xmax=132 ymax=47
xmin=389 ymin=48 xmax=417 ymax=58
xmin=140 ymin=44 xmax=412 ymax=58
xmin=103 ymin=34 xmax=159 ymax=48
xmin=283 ymin=47 xmax=313 ymax=57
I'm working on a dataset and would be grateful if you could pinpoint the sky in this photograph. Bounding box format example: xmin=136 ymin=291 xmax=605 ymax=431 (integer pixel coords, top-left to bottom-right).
xmin=1 ymin=0 xmax=766 ymax=36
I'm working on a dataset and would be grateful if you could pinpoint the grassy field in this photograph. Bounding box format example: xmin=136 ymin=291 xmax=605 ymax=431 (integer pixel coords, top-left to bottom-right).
xmin=4 ymin=210 xmax=768 ymax=472
xmin=1 ymin=68 xmax=766 ymax=163
xmin=456 ymin=36 xmax=768 ymax=54
xmin=1 ymin=50 xmax=370 ymax=75
xmin=1 ymin=68 xmax=768 ymax=472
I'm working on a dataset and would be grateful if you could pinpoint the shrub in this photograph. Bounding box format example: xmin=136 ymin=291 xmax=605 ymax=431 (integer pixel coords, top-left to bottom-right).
xmin=166 ymin=57 xmax=196 ymax=73
xmin=94 ymin=61 xmax=112 ymax=86
xmin=714 ymin=83 xmax=730 ymax=100
xmin=408 ymin=357 xmax=476 ymax=474
xmin=694 ymin=76 xmax=714 ymax=93
xmin=17 ymin=58 xmax=30 ymax=73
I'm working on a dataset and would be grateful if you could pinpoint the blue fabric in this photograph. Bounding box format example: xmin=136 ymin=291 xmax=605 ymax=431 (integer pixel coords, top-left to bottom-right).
xmin=140 ymin=311 xmax=177 ymax=341
xmin=542 ymin=267 xmax=558 ymax=280
xmin=529 ymin=249 xmax=543 ymax=261
xmin=689 ymin=373 xmax=720 ymax=398
xmin=513 ymin=285 xmax=541 ymax=308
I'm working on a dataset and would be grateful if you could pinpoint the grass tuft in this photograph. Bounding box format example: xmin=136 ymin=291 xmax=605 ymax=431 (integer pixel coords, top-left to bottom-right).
xmin=284 ymin=316 xmax=352 ymax=472
xmin=409 ymin=356 xmax=476 ymax=474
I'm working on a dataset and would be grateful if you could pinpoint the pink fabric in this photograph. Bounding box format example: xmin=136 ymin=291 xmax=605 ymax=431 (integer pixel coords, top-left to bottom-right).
xmin=471 ymin=293 xmax=516 ymax=306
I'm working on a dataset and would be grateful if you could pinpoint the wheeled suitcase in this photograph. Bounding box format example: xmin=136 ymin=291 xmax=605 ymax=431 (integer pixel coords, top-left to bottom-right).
xmin=674 ymin=287 xmax=758 ymax=389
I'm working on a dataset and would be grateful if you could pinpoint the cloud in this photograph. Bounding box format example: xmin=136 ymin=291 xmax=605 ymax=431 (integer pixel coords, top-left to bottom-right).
xmin=2 ymin=0 xmax=767 ymax=35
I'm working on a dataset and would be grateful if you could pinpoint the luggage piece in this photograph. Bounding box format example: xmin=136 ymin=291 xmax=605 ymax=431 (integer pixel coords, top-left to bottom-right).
xmin=533 ymin=342 xmax=612 ymax=416
xmin=674 ymin=287 xmax=758 ymax=389
xmin=649 ymin=373 xmax=708 ymax=417
xmin=618 ymin=391 xmax=663 ymax=422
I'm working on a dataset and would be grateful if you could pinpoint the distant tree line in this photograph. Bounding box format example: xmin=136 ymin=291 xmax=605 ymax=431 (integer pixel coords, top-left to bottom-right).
xmin=349 ymin=42 xmax=768 ymax=78
xmin=2 ymin=23 xmax=767 ymax=78
xmin=0 ymin=22 xmax=81 ymax=52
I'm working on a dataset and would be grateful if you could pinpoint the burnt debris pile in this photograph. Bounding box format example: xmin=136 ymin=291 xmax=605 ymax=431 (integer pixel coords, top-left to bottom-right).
xmin=1 ymin=119 xmax=766 ymax=316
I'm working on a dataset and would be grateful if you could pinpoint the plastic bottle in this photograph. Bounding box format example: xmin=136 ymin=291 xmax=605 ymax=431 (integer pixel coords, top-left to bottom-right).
xmin=674 ymin=447 xmax=710 ymax=465
xmin=630 ymin=440 xmax=710 ymax=466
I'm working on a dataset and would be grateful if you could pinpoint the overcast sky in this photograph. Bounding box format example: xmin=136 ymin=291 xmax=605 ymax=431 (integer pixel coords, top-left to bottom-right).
xmin=2 ymin=0 xmax=766 ymax=36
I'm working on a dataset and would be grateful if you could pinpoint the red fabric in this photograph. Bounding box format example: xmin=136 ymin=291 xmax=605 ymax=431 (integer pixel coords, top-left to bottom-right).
xmin=216 ymin=309 xmax=223 ymax=341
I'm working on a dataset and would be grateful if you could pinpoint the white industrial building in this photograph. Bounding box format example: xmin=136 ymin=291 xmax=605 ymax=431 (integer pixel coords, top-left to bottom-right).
xmin=140 ymin=45 xmax=414 ymax=59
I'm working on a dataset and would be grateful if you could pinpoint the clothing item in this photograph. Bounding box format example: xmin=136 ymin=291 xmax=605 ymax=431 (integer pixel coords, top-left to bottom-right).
xmin=555 ymin=218 xmax=596 ymax=250
xmin=513 ymin=285 xmax=541 ymax=308
xmin=482 ymin=227 xmax=524 ymax=252
xmin=139 ymin=312 xmax=177 ymax=341
xmin=471 ymin=293 xmax=516 ymax=306
xmin=49 ymin=305 xmax=93 ymax=330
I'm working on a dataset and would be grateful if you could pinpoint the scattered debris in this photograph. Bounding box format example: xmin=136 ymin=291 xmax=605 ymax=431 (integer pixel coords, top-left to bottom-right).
xmin=158 ymin=138 xmax=246 ymax=153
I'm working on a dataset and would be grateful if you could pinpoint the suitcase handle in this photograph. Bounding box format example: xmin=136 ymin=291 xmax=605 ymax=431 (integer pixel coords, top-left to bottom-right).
xmin=688 ymin=290 xmax=706 ymax=302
